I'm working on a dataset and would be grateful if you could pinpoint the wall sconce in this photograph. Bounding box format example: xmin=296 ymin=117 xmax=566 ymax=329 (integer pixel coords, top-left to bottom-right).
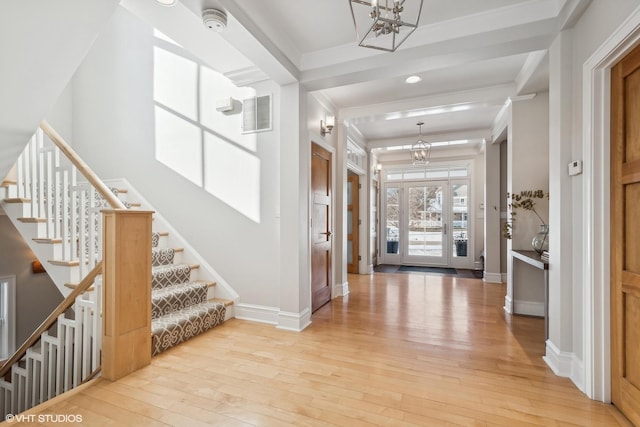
xmin=32 ymin=260 xmax=46 ymax=274
xmin=321 ymin=115 xmax=335 ymax=136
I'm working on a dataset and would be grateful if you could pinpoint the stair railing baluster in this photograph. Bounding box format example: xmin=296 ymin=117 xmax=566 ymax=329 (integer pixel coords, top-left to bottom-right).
xmin=53 ymin=155 xmax=59 ymax=243
xmin=78 ymin=187 xmax=87 ymax=276
xmin=36 ymin=142 xmax=44 ymax=223
xmin=66 ymin=169 xmax=74 ymax=260
xmin=15 ymin=150 xmax=23 ymax=200
xmin=44 ymin=148 xmax=53 ymax=239
xmin=0 ymin=120 xmax=133 ymax=418
xmin=92 ymin=278 xmax=102 ymax=372
xmin=29 ymin=134 xmax=37 ymax=219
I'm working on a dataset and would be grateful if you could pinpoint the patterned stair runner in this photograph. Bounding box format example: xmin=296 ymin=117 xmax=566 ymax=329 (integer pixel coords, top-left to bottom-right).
xmin=150 ymin=232 xmax=226 ymax=355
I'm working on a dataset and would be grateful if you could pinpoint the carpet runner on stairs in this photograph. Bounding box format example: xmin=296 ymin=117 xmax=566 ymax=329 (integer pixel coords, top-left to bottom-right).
xmin=150 ymin=233 xmax=226 ymax=356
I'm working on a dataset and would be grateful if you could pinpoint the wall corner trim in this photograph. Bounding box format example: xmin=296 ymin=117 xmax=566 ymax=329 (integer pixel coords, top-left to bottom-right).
xmin=235 ymin=304 xmax=313 ymax=332
xmin=334 ymin=281 xmax=349 ymax=297
xmin=277 ymin=308 xmax=311 ymax=332
xmin=504 ymin=295 xmax=513 ymax=314
xmin=544 ymin=339 xmax=585 ymax=394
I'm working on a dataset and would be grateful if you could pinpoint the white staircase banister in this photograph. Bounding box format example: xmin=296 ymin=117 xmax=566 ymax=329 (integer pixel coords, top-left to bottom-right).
xmin=0 ymin=261 xmax=102 ymax=378
xmin=39 ymin=120 xmax=125 ymax=210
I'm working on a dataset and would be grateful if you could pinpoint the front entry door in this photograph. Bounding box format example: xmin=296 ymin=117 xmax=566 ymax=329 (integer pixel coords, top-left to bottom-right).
xmin=402 ymin=181 xmax=449 ymax=266
xmin=611 ymin=45 xmax=640 ymax=425
xmin=311 ymin=143 xmax=332 ymax=312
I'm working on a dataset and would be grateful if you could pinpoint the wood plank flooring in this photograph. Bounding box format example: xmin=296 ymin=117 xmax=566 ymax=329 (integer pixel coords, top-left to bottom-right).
xmin=13 ymin=272 xmax=630 ymax=426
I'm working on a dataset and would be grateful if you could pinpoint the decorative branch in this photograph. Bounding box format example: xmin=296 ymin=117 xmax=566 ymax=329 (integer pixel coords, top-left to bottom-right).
xmin=502 ymin=190 xmax=548 ymax=239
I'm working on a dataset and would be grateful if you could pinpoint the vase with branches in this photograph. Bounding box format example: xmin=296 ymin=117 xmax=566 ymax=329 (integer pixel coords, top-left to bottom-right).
xmin=502 ymin=190 xmax=549 ymax=254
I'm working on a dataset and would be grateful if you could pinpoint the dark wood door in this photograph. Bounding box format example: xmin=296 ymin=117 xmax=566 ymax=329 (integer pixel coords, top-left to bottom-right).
xmin=347 ymin=173 xmax=359 ymax=274
xmin=311 ymin=143 xmax=332 ymax=312
xmin=611 ymin=44 xmax=640 ymax=426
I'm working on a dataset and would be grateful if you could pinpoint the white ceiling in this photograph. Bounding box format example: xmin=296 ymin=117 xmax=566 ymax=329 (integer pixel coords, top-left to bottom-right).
xmin=131 ymin=0 xmax=591 ymax=156
xmin=233 ymin=0 xmax=533 ymax=56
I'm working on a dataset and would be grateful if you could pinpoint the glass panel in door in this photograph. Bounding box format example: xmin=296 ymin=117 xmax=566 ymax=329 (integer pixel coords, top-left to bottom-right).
xmin=384 ymin=186 xmax=400 ymax=255
xmin=403 ymin=182 xmax=448 ymax=265
xmin=451 ymin=183 xmax=468 ymax=258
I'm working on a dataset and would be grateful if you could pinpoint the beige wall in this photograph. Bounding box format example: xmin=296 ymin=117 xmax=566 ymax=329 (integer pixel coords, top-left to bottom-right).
xmin=0 ymin=215 xmax=62 ymax=345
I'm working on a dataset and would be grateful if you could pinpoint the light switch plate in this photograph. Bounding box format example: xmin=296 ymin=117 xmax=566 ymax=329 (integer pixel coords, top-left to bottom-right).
xmin=568 ymin=160 xmax=583 ymax=176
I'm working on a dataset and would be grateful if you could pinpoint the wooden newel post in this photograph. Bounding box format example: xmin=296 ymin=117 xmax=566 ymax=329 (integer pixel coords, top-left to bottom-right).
xmin=101 ymin=209 xmax=154 ymax=381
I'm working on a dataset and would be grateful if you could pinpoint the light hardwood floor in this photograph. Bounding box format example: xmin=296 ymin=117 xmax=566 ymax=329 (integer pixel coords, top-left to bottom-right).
xmin=13 ymin=272 xmax=631 ymax=426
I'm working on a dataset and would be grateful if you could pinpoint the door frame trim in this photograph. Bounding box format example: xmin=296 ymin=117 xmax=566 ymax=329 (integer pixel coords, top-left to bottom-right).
xmin=380 ymin=174 xmax=475 ymax=269
xmin=582 ymin=4 xmax=640 ymax=402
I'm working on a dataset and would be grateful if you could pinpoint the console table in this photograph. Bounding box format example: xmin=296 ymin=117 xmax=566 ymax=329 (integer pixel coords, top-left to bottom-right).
xmin=511 ymin=250 xmax=549 ymax=340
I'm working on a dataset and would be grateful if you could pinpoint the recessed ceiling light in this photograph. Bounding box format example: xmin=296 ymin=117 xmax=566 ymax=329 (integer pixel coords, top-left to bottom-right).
xmin=405 ymin=75 xmax=422 ymax=84
xmin=155 ymin=0 xmax=177 ymax=6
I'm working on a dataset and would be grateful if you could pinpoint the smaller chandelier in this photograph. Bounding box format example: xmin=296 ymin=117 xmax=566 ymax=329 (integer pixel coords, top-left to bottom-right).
xmin=348 ymin=0 xmax=424 ymax=52
xmin=410 ymin=122 xmax=431 ymax=165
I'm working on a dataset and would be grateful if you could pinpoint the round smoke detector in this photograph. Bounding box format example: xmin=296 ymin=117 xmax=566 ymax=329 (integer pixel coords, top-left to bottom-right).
xmin=202 ymin=8 xmax=227 ymax=32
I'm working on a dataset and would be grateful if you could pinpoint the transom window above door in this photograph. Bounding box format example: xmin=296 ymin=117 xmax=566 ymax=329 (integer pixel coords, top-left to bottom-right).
xmin=384 ymin=165 xmax=469 ymax=181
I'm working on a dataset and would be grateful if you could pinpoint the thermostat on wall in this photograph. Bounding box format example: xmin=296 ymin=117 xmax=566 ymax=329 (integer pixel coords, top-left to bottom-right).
xmin=568 ymin=160 xmax=583 ymax=176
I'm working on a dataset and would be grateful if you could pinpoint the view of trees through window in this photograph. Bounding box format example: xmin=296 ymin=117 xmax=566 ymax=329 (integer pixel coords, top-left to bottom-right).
xmin=452 ymin=183 xmax=468 ymax=258
xmin=385 ymin=187 xmax=400 ymax=254
xmin=384 ymin=180 xmax=469 ymax=260
xmin=407 ymin=185 xmax=443 ymax=257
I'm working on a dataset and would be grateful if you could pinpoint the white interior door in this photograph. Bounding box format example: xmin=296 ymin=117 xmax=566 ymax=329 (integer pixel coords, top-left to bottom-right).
xmin=402 ymin=181 xmax=449 ymax=266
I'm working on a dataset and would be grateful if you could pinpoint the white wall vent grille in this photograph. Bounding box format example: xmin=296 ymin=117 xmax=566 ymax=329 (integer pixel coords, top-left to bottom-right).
xmin=242 ymin=94 xmax=272 ymax=134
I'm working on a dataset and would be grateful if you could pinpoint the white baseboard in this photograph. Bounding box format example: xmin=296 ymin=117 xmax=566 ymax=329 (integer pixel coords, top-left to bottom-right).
xmin=543 ymin=340 xmax=585 ymax=393
xmin=483 ymin=272 xmax=502 ymax=283
xmin=277 ymin=308 xmax=311 ymax=332
xmin=504 ymin=295 xmax=513 ymax=314
xmin=513 ymin=300 xmax=544 ymax=317
xmin=571 ymin=357 xmax=585 ymax=393
xmin=367 ymin=264 xmax=374 ymax=274
xmin=474 ymin=261 xmax=483 ymax=270
xmin=235 ymin=303 xmax=278 ymax=325
xmin=334 ymin=281 xmax=349 ymax=297
xmin=501 ymin=273 xmax=507 ymax=283
xmin=235 ymin=304 xmax=312 ymax=332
